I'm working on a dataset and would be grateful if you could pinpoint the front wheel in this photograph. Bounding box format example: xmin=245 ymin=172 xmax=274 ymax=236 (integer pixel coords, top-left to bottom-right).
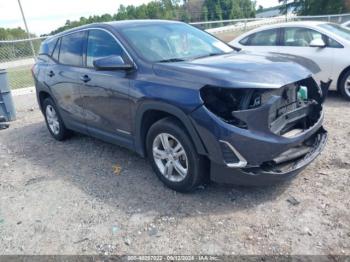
xmin=146 ymin=118 xmax=206 ymax=192
xmin=339 ymin=70 xmax=350 ymax=101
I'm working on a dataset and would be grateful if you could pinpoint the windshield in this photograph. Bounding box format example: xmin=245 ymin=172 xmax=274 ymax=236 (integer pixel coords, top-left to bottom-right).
xmin=319 ymin=23 xmax=350 ymax=41
xmin=120 ymin=23 xmax=233 ymax=62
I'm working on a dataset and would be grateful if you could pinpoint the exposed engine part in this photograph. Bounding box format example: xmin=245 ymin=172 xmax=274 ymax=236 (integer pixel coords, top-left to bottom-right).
xmin=319 ymin=79 xmax=332 ymax=103
xmin=200 ymin=87 xmax=260 ymax=128
xmin=200 ymin=77 xmax=323 ymax=137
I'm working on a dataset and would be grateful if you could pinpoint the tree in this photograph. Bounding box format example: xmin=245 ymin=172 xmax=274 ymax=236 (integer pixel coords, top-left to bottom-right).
xmin=285 ymin=0 xmax=349 ymax=15
xmin=184 ymin=0 xmax=205 ymax=21
xmin=202 ymin=0 xmax=255 ymax=21
xmin=49 ymin=0 xmax=257 ymax=34
xmin=0 ymin=27 xmax=34 ymax=40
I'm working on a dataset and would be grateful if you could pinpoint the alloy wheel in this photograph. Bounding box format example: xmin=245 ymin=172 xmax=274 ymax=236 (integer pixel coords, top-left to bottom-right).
xmin=152 ymin=133 xmax=188 ymax=182
xmin=46 ymin=105 xmax=60 ymax=135
xmin=345 ymin=75 xmax=350 ymax=98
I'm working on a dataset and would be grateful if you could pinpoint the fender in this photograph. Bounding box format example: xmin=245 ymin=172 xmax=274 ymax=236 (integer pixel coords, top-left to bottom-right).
xmin=36 ymin=83 xmax=56 ymax=112
xmin=134 ymin=100 xmax=208 ymax=157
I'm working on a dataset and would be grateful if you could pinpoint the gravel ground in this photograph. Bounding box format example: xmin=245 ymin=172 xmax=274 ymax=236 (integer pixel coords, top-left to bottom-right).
xmin=0 ymin=91 xmax=349 ymax=255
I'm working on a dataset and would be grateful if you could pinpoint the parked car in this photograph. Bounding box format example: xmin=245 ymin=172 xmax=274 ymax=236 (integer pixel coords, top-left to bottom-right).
xmin=230 ymin=21 xmax=350 ymax=100
xmin=32 ymin=20 xmax=327 ymax=192
xmin=342 ymin=21 xmax=350 ymax=28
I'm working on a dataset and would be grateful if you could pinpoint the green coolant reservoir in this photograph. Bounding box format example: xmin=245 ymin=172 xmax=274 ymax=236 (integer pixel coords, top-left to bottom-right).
xmin=298 ymin=86 xmax=308 ymax=101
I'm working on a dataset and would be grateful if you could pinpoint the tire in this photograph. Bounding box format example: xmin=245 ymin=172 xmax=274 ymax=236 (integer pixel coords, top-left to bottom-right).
xmin=43 ymin=98 xmax=71 ymax=141
xmin=339 ymin=70 xmax=350 ymax=101
xmin=146 ymin=117 xmax=206 ymax=192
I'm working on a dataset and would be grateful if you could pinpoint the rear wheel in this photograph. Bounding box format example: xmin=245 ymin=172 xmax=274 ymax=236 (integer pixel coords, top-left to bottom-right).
xmin=339 ymin=70 xmax=350 ymax=101
xmin=43 ymin=98 xmax=70 ymax=140
xmin=146 ymin=118 xmax=206 ymax=192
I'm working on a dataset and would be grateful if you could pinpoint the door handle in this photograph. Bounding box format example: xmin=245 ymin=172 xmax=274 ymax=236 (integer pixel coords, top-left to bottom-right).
xmin=48 ymin=70 xmax=55 ymax=77
xmin=80 ymin=75 xmax=91 ymax=83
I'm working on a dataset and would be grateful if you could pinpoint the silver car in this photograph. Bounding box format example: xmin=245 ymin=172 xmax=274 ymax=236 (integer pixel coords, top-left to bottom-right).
xmin=230 ymin=21 xmax=350 ymax=100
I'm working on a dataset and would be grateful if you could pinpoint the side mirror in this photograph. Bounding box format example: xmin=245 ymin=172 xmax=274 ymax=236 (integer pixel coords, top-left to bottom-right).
xmin=93 ymin=55 xmax=134 ymax=70
xmin=309 ymin=38 xmax=326 ymax=48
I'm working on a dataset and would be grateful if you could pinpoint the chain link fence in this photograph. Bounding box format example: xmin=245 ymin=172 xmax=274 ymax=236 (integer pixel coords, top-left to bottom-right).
xmin=0 ymin=37 xmax=45 ymax=90
xmin=1 ymin=13 xmax=350 ymax=90
xmin=192 ymin=13 xmax=350 ymax=41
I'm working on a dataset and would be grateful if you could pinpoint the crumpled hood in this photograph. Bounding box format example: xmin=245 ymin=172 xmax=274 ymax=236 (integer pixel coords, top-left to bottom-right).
xmin=153 ymin=51 xmax=320 ymax=89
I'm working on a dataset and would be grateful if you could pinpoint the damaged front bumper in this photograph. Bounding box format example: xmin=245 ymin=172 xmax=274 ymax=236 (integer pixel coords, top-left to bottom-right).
xmin=190 ymin=80 xmax=328 ymax=185
xmin=210 ymin=127 xmax=327 ymax=185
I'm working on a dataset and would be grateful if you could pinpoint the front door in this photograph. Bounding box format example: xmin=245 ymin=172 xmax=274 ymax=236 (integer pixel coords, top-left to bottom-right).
xmin=79 ymin=29 xmax=132 ymax=139
xmin=278 ymin=27 xmax=335 ymax=85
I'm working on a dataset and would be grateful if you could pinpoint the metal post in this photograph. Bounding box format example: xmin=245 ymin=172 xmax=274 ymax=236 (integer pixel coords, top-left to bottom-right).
xmin=285 ymin=0 xmax=288 ymax=22
xmin=17 ymin=0 xmax=36 ymax=58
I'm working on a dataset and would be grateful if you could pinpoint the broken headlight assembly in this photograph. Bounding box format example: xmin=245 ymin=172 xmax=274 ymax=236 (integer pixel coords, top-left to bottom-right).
xmin=200 ymin=77 xmax=323 ymax=136
xmin=200 ymin=86 xmax=265 ymax=129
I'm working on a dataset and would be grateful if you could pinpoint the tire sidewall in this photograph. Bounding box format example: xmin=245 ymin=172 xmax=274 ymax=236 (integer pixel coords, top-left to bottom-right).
xmin=340 ymin=71 xmax=350 ymax=101
xmin=43 ymin=98 xmax=67 ymax=140
xmin=146 ymin=118 xmax=202 ymax=192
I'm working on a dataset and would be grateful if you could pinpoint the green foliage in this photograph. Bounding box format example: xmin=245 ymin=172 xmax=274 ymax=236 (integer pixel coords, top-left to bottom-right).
xmin=202 ymin=0 xmax=256 ymax=21
xmin=285 ymin=0 xmax=349 ymax=15
xmin=49 ymin=0 xmax=256 ymax=35
xmin=0 ymin=27 xmax=34 ymax=40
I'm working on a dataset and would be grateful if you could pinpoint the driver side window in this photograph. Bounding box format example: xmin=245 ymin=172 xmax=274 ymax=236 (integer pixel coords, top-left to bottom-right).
xmin=87 ymin=29 xmax=124 ymax=68
xmin=283 ymin=27 xmax=323 ymax=47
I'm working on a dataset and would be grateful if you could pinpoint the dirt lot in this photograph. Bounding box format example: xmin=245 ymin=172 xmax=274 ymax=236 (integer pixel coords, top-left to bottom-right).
xmin=0 ymin=91 xmax=349 ymax=255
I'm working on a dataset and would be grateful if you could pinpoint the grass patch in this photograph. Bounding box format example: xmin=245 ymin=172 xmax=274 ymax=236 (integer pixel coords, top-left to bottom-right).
xmin=7 ymin=65 xmax=34 ymax=90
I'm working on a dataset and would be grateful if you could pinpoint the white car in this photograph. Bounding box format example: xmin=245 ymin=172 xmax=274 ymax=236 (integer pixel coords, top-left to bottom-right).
xmin=230 ymin=21 xmax=350 ymax=100
xmin=342 ymin=21 xmax=350 ymax=28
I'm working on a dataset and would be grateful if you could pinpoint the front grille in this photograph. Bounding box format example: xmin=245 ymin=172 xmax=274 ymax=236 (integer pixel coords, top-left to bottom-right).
xmin=267 ymin=81 xmax=321 ymax=136
xmin=267 ymin=84 xmax=299 ymax=125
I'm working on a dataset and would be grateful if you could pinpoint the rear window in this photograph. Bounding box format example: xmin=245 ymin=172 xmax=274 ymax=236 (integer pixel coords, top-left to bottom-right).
xmin=239 ymin=29 xmax=278 ymax=46
xmin=239 ymin=36 xmax=250 ymax=45
xmin=249 ymin=29 xmax=278 ymax=46
xmin=59 ymin=31 xmax=85 ymax=67
xmin=39 ymin=38 xmax=58 ymax=56
xmin=52 ymin=38 xmax=61 ymax=61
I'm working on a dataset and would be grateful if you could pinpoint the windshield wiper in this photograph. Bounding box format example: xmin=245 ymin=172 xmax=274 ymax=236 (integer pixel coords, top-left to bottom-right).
xmin=228 ymin=44 xmax=242 ymax=52
xmin=192 ymin=52 xmax=224 ymax=60
xmin=157 ymin=58 xmax=187 ymax=63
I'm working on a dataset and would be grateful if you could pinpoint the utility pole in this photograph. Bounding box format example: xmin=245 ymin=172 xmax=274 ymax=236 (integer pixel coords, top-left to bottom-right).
xmin=17 ymin=0 xmax=36 ymax=58
xmin=285 ymin=0 xmax=288 ymax=22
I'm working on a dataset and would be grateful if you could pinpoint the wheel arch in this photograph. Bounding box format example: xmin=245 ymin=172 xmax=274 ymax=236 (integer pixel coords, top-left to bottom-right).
xmin=38 ymin=90 xmax=52 ymax=112
xmin=134 ymin=101 xmax=207 ymax=158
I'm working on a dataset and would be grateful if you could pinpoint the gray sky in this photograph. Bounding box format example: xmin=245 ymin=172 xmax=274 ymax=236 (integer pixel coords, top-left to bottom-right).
xmin=0 ymin=0 xmax=279 ymax=35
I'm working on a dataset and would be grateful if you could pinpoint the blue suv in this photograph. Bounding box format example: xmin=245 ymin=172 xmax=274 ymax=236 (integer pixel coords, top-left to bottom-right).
xmin=33 ymin=20 xmax=327 ymax=192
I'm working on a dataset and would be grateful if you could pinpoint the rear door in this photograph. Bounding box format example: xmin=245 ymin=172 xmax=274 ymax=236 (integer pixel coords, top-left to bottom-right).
xmin=79 ymin=29 xmax=132 ymax=139
xmin=238 ymin=28 xmax=280 ymax=53
xmin=279 ymin=27 xmax=335 ymax=84
xmin=45 ymin=31 xmax=87 ymax=131
xmin=34 ymin=37 xmax=58 ymax=91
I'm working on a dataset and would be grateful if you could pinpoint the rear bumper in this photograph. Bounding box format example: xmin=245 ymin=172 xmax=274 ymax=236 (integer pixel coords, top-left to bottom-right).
xmin=210 ymin=128 xmax=327 ymax=185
